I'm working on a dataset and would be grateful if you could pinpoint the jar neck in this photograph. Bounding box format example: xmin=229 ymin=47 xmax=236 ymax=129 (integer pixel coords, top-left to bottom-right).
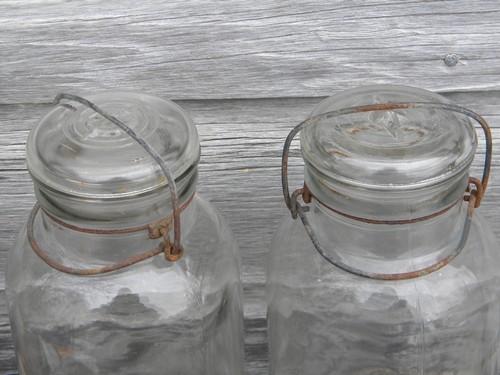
xmin=307 ymin=196 xmax=467 ymax=275
xmin=304 ymin=163 xmax=470 ymax=221
xmin=31 ymin=167 xmax=198 ymax=266
xmin=34 ymin=166 xmax=198 ymax=229
xmin=35 ymin=173 xmax=199 ymax=266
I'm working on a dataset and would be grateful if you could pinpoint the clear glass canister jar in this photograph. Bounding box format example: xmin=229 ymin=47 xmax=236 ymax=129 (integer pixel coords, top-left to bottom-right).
xmin=6 ymin=93 xmax=244 ymax=374
xmin=267 ymin=85 xmax=500 ymax=374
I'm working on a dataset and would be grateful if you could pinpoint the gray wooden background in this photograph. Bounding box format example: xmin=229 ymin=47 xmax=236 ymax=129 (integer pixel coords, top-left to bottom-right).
xmin=2 ymin=1 xmax=500 ymax=373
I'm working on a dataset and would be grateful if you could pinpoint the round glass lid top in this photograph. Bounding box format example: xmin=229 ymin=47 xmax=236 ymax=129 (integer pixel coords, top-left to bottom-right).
xmin=27 ymin=92 xmax=200 ymax=198
xmin=301 ymin=85 xmax=477 ymax=190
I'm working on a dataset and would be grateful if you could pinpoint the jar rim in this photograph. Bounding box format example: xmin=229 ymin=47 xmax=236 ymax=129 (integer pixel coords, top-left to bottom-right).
xmin=301 ymin=85 xmax=478 ymax=191
xmin=26 ymin=92 xmax=200 ymax=200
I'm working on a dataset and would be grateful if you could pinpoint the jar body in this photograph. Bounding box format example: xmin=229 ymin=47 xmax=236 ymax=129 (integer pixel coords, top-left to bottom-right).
xmin=6 ymin=195 xmax=244 ymax=375
xmin=267 ymin=202 xmax=500 ymax=375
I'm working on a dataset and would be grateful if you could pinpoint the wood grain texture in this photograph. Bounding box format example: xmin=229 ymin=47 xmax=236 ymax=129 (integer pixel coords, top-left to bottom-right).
xmin=3 ymin=0 xmax=500 ymax=103
xmin=3 ymin=0 xmax=500 ymax=373
xmin=2 ymin=92 xmax=500 ymax=373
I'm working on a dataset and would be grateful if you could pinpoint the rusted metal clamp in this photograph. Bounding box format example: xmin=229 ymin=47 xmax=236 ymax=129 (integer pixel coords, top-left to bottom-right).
xmin=27 ymin=93 xmax=189 ymax=276
xmin=282 ymin=101 xmax=492 ymax=280
xmin=464 ymin=177 xmax=484 ymax=208
xmin=290 ymin=188 xmax=308 ymax=219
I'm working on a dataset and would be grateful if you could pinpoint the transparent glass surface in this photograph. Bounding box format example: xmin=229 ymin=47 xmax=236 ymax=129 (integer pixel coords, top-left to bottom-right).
xmin=268 ymin=202 xmax=500 ymax=375
xmin=301 ymin=85 xmax=478 ymax=221
xmin=302 ymin=85 xmax=476 ymax=190
xmin=268 ymin=85 xmax=500 ymax=374
xmin=8 ymin=195 xmax=244 ymax=375
xmin=6 ymin=92 xmax=244 ymax=374
xmin=27 ymin=92 xmax=200 ymax=199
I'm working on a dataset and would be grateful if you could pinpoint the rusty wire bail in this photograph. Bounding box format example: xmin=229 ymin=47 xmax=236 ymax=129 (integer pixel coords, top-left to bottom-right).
xmin=282 ymin=102 xmax=493 ymax=280
xmin=27 ymin=93 xmax=187 ymax=276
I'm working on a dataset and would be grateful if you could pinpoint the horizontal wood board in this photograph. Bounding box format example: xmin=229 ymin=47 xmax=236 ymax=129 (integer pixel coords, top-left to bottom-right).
xmin=3 ymin=0 xmax=500 ymax=103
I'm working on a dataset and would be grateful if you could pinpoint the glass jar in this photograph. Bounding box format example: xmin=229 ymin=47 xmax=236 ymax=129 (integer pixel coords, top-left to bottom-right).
xmin=267 ymin=85 xmax=500 ymax=375
xmin=6 ymin=92 xmax=244 ymax=375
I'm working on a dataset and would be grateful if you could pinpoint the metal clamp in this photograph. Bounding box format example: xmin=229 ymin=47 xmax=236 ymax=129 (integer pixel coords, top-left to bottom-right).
xmin=27 ymin=93 xmax=188 ymax=276
xmin=282 ymin=102 xmax=492 ymax=280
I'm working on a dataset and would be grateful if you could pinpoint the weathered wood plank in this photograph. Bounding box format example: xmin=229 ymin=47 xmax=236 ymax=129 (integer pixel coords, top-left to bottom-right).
xmin=3 ymin=0 xmax=500 ymax=103
xmin=2 ymin=93 xmax=500 ymax=372
xmin=0 ymin=290 xmax=15 ymax=372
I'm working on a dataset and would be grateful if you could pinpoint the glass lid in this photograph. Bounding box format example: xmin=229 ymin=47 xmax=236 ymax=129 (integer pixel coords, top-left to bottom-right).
xmin=301 ymin=85 xmax=477 ymax=190
xmin=27 ymin=92 xmax=200 ymax=199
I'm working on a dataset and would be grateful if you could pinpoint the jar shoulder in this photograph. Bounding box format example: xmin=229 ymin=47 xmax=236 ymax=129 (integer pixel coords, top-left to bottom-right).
xmin=6 ymin=195 xmax=242 ymax=315
xmin=267 ymin=211 xmax=500 ymax=315
xmin=269 ymin=210 xmax=500 ymax=278
xmin=188 ymin=194 xmax=240 ymax=258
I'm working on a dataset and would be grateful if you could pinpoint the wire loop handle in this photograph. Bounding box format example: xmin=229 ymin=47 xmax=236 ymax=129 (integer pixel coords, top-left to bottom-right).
xmin=282 ymin=102 xmax=493 ymax=280
xmin=27 ymin=93 xmax=188 ymax=276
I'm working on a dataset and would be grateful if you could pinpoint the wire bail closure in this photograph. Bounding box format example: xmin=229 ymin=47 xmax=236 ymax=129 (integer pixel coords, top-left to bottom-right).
xmin=27 ymin=93 xmax=188 ymax=276
xmin=282 ymin=102 xmax=492 ymax=280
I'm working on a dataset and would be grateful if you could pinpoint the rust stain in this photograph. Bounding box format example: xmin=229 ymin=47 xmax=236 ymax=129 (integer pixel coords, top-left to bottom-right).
xmin=55 ymin=345 xmax=74 ymax=360
xmin=377 ymin=256 xmax=453 ymax=281
xmin=328 ymin=149 xmax=350 ymax=158
xmin=348 ymin=126 xmax=369 ymax=135
xmin=355 ymin=103 xmax=414 ymax=112
xmin=302 ymin=184 xmax=312 ymax=204
xmin=162 ymin=238 xmax=184 ymax=261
